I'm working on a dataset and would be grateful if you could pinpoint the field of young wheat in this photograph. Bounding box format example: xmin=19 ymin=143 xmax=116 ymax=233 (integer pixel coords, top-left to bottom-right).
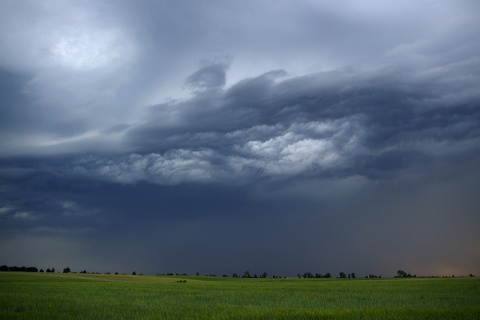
xmin=1 ymin=272 xmax=479 ymax=319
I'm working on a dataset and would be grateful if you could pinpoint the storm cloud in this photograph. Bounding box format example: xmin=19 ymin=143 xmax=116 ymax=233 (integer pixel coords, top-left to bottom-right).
xmin=1 ymin=0 xmax=479 ymax=277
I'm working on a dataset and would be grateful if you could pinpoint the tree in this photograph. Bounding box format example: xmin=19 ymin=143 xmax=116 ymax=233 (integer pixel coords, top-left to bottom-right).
xmin=395 ymin=270 xmax=414 ymax=278
xmin=397 ymin=270 xmax=407 ymax=278
xmin=339 ymin=272 xmax=346 ymax=278
xmin=242 ymin=270 xmax=251 ymax=278
xmin=132 ymin=271 xmax=136 ymax=275
xmin=63 ymin=267 xmax=71 ymax=273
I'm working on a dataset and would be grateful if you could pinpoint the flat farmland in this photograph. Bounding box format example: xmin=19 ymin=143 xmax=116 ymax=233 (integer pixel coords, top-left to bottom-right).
xmin=1 ymin=272 xmax=479 ymax=319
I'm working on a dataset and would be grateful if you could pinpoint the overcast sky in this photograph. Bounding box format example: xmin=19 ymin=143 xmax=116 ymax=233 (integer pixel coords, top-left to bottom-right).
xmin=1 ymin=0 xmax=479 ymax=277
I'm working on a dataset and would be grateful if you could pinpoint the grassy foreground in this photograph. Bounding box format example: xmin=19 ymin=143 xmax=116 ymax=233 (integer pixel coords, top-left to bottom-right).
xmin=1 ymin=272 xmax=479 ymax=319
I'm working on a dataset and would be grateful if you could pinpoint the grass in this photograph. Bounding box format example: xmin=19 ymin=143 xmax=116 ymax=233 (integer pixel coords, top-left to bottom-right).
xmin=1 ymin=272 xmax=479 ymax=319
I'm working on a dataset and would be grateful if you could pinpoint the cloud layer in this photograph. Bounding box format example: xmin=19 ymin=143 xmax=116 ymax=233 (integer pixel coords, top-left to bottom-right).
xmin=1 ymin=0 xmax=479 ymax=276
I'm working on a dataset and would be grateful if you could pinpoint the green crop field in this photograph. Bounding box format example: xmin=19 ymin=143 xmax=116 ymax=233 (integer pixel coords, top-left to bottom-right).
xmin=0 ymin=272 xmax=479 ymax=319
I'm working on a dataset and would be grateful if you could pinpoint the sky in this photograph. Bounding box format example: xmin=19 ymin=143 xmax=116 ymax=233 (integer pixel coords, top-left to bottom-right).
xmin=1 ymin=0 xmax=479 ymax=277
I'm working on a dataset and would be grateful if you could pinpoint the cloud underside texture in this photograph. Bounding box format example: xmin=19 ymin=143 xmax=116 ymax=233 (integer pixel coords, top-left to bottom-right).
xmin=68 ymin=64 xmax=480 ymax=186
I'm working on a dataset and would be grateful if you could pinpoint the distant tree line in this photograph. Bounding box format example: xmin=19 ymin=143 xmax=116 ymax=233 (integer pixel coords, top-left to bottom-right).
xmin=297 ymin=272 xmax=332 ymax=278
xmin=0 ymin=265 xmax=102 ymax=274
xmin=0 ymin=265 xmax=39 ymax=272
xmin=241 ymin=270 xmax=269 ymax=278
xmin=1 ymin=264 xmax=475 ymax=279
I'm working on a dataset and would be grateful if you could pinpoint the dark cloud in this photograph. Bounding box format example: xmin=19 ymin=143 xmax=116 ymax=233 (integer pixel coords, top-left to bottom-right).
xmin=185 ymin=60 xmax=229 ymax=90
xmin=1 ymin=0 xmax=479 ymax=276
xmin=111 ymin=64 xmax=480 ymax=186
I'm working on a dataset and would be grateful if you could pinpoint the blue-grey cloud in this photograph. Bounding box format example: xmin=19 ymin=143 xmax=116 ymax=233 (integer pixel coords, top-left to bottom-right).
xmin=185 ymin=59 xmax=230 ymax=91
xmin=58 ymin=63 xmax=478 ymax=186
xmin=1 ymin=0 xmax=479 ymax=277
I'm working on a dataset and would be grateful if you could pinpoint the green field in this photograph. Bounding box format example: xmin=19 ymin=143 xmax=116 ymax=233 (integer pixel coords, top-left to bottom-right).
xmin=1 ymin=272 xmax=479 ymax=319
